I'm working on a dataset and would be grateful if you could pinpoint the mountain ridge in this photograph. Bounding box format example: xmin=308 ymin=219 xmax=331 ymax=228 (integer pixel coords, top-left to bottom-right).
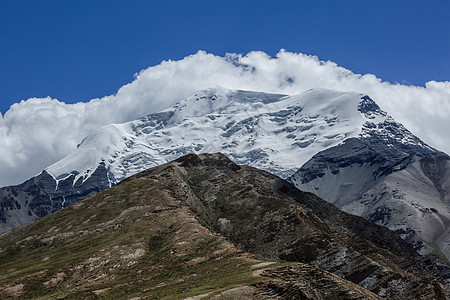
xmin=0 ymin=153 xmax=447 ymax=299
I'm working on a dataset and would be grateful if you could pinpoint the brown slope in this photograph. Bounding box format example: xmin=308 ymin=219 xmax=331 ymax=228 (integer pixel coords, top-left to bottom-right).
xmin=0 ymin=153 xmax=447 ymax=299
xmin=0 ymin=156 xmax=380 ymax=299
xmin=127 ymin=152 xmax=448 ymax=299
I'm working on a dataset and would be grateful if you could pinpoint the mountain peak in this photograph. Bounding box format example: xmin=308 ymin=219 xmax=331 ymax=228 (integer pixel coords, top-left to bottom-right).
xmin=358 ymin=95 xmax=381 ymax=114
xmin=168 ymin=87 xmax=288 ymax=124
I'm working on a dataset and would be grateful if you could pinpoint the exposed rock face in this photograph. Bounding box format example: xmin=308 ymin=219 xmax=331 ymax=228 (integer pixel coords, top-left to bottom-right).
xmin=0 ymin=163 xmax=110 ymax=232
xmin=291 ymin=138 xmax=450 ymax=274
xmin=0 ymin=154 xmax=447 ymax=299
xmin=252 ymin=264 xmax=383 ymax=299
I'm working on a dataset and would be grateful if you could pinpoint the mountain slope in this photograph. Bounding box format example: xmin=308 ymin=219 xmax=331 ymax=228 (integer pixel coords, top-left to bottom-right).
xmin=290 ymin=136 xmax=450 ymax=266
xmin=1 ymin=87 xmax=449 ymax=265
xmin=0 ymin=154 xmax=446 ymax=299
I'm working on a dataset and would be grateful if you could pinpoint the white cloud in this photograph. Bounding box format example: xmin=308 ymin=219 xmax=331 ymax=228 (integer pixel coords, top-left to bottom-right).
xmin=1 ymin=50 xmax=449 ymax=187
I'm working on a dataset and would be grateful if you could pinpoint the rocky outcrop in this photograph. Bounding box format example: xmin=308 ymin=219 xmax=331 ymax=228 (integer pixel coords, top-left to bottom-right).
xmin=251 ymin=263 xmax=383 ymax=299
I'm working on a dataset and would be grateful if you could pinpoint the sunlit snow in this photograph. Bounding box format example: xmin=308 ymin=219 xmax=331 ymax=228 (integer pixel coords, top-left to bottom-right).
xmin=46 ymin=87 xmax=390 ymax=186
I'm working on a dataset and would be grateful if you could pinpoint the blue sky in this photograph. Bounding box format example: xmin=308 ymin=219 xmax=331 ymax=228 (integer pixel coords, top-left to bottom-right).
xmin=1 ymin=0 xmax=449 ymax=114
xmin=1 ymin=0 xmax=450 ymax=187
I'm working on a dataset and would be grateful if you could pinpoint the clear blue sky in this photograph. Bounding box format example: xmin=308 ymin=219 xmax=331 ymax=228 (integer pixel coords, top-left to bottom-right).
xmin=1 ymin=0 xmax=449 ymax=113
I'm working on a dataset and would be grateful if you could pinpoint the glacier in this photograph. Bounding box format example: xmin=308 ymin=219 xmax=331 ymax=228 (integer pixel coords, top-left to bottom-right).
xmin=46 ymin=87 xmax=386 ymax=185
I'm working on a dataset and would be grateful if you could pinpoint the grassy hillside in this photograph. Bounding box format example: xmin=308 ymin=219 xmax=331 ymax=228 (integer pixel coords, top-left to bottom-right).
xmin=0 ymin=177 xmax=268 ymax=299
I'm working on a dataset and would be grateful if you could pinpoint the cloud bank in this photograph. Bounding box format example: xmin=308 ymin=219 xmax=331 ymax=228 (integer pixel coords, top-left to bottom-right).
xmin=1 ymin=50 xmax=449 ymax=187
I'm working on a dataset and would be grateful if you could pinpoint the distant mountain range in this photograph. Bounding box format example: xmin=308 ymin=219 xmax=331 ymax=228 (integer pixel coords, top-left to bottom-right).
xmin=1 ymin=87 xmax=449 ymax=273
xmin=0 ymin=153 xmax=447 ymax=299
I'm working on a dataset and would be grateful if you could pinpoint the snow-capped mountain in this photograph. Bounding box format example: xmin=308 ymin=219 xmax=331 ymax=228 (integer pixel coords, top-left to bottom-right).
xmin=1 ymin=87 xmax=449 ymax=266
xmin=289 ymin=97 xmax=450 ymax=262
xmin=46 ymin=87 xmax=379 ymax=182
